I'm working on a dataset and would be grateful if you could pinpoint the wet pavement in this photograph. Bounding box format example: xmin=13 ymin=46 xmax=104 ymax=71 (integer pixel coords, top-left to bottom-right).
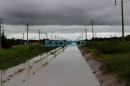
xmin=0 ymin=46 xmax=100 ymax=86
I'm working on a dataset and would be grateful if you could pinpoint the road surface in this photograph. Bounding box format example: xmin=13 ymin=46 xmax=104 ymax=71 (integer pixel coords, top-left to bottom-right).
xmin=1 ymin=46 xmax=100 ymax=86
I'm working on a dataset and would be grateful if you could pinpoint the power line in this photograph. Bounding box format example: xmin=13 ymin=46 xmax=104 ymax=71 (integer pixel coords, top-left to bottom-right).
xmin=95 ymin=4 xmax=117 ymax=24
xmin=94 ymin=0 xmax=115 ymax=23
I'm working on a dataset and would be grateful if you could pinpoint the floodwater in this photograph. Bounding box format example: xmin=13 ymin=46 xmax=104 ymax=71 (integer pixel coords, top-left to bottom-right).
xmin=0 ymin=46 xmax=100 ymax=86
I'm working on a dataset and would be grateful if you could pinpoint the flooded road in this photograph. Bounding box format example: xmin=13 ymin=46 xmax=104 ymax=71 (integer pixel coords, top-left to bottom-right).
xmin=0 ymin=46 xmax=100 ymax=86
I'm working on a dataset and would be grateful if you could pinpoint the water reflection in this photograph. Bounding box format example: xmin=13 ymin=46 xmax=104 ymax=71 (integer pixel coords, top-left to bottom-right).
xmin=0 ymin=70 xmax=2 ymax=86
xmin=27 ymin=60 xmax=30 ymax=78
xmin=0 ymin=47 xmax=63 ymax=86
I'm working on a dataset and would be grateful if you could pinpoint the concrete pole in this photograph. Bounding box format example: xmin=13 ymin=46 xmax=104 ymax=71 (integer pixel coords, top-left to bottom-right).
xmin=84 ymin=29 xmax=87 ymax=40
xmin=26 ymin=24 xmax=29 ymax=46
xmin=121 ymin=0 xmax=125 ymax=41
xmin=38 ymin=30 xmax=41 ymax=42
xmin=0 ymin=19 xmax=3 ymax=49
xmin=91 ymin=19 xmax=94 ymax=39
xmin=23 ymin=33 xmax=24 ymax=40
xmin=115 ymin=0 xmax=125 ymax=41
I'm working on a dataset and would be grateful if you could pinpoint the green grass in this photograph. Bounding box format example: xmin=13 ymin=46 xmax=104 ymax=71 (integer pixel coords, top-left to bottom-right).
xmin=0 ymin=45 xmax=57 ymax=69
xmin=85 ymin=41 xmax=130 ymax=85
xmin=87 ymin=41 xmax=130 ymax=54
xmin=101 ymin=53 xmax=130 ymax=84
xmin=97 ymin=41 xmax=130 ymax=54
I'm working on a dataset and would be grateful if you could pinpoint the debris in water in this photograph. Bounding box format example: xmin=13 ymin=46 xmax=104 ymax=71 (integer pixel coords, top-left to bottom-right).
xmin=15 ymin=68 xmax=26 ymax=75
xmin=42 ymin=62 xmax=48 ymax=67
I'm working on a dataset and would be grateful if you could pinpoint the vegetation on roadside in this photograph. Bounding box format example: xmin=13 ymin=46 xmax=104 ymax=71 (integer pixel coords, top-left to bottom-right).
xmin=0 ymin=45 xmax=57 ymax=69
xmin=84 ymin=38 xmax=130 ymax=85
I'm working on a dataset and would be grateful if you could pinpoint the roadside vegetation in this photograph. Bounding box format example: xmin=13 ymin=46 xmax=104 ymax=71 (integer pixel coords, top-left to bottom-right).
xmin=0 ymin=45 xmax=57 ymax=70
xmin=83 ymin=37 xmax=130 ymax=85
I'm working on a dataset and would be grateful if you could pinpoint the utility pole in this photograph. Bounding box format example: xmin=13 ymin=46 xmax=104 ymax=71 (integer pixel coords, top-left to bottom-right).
xmin=121 ymin=0 xmax=124 ymax=41
xmin=45 ymin=33 xmax=48 ymax=39
xmin=2 ymin=29 xmax=5 ymax=35
xmin=115 ymin=0 xmax=125 ymax=41
xmin=95 ymin=32 xmax=97 ymax=38
xmin=23 ymin=33 xmax=25 ymax=45
xmin=23 ymin=33 xmax=24 ymax=40
xmin=26 ymin=24 xmax=29 ymax=46
xmin=91 ymin=19 xmax=94 ymax=39
xmin=55 ymin=34 xmax=57 ymax=40
xmin=82 ymin=32 xmax=84 ymax=40
xmin=84 ymin=29 xmax=87 ymax=40
xmin=51 ymin=34 xmax=52 ymax=40
xmin=0 ymin=19 xmax=3 ymax=49
xmin=55 ymin=34 xmax=57 ymax=46
xmin=56 ymin=35 xmax=57 ymax=40
xmin=38 ymin=30 xmax=41 ymax=41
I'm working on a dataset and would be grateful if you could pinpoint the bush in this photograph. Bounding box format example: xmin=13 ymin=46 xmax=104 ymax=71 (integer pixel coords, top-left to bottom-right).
xmin=88 ymin=41 xmax=130 ymax=54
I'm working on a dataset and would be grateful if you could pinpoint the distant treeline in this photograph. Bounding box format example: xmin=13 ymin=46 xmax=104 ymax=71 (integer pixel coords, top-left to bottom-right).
xmin=87 ymin=35 xmax=130 ymax=42
xmin=1 ymin=32 xmax=46 ymax=49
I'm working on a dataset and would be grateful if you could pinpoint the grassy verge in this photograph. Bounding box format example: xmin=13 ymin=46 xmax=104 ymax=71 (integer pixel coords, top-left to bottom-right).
xmin=0 ymin=45 xmax=57 ymax=70
xmin=101 ymin=53 xmax=130 ymax=85
xmin=84 ymin=41 xmax=130 ymax=85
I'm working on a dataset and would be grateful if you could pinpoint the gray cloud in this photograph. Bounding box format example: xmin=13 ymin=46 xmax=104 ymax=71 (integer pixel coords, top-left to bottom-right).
xmin=0 ymin=0 xmax=130 ymax=25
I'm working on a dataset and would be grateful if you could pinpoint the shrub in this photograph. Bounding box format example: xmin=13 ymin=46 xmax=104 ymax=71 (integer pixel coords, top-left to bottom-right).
xmin=94 ymin=41 xmax=130 ymax=54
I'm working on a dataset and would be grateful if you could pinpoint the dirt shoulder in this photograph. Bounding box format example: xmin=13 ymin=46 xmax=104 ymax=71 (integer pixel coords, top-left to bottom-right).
xmin=80 ymin=48 xmax=125 ymax=86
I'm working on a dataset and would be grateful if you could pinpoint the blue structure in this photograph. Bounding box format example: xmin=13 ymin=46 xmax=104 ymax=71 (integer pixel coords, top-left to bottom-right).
xmin=44 ymin=39 xmax=86 ymax=47
xmin=76 ymin=40 xmax=86 ymax=46
xmin=44 ymin=39 xmax=68 ymax=46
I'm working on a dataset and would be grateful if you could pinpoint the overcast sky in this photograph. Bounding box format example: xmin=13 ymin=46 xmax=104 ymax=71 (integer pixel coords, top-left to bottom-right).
xmin=0 ymin=0 xmax=130 ymax=40
xmin=3 ymin=25 xmax=130 ymax=40
xmin=0 ymin=0 xmax=130 ymax=25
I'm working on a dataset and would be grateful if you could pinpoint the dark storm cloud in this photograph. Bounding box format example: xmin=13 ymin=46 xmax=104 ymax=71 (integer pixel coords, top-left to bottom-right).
xmin=0 ymin=0 xmax=130 ymax=25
